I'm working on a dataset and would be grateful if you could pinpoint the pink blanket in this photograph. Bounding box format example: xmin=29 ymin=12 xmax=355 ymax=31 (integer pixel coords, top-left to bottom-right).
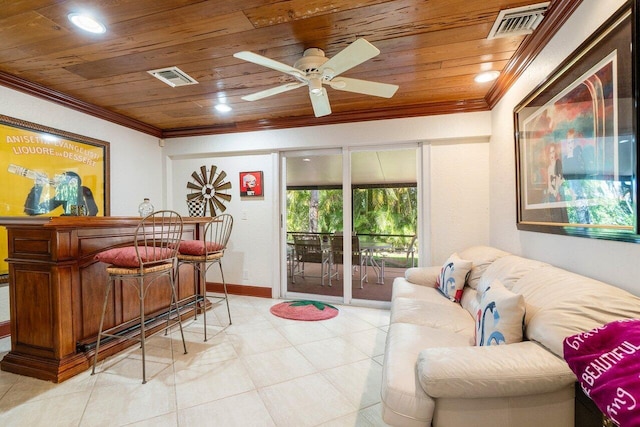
xmin=563 ymin=319 xmax=640 ymax=427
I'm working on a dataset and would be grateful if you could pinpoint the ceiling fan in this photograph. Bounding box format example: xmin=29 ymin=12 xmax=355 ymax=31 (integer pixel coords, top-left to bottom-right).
xmin=233 ymin=38 xmax=399 ymax=118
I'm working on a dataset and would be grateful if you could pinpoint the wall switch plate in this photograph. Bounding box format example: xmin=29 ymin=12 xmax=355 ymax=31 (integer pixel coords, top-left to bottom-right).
xmin=241 ymin=210 xmax=248 ymax=220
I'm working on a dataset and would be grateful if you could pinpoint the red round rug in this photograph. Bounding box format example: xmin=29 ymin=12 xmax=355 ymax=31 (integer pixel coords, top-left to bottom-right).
xmin=270 ymin=300 xmax=339 ymax=321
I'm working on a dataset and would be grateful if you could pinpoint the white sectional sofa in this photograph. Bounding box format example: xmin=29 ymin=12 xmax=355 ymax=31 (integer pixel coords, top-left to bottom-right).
xmin=381 ymin=246 xmax=640 ymax=427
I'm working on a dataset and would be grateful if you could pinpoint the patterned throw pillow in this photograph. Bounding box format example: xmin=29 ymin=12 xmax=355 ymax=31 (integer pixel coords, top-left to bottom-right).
xmin=475 ymin=279 xmax=525 ymax=346
xmin=435 ymin=253 xmax=472 ymax=302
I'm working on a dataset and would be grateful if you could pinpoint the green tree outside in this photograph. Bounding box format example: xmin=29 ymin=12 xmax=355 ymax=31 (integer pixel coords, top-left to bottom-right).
xmin=287 ymin=186 xmax=417 ymax=251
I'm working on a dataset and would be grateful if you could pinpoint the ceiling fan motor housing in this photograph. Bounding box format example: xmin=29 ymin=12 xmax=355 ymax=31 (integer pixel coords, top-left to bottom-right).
xmin=294 ymin=48 xmax=328 ymax=74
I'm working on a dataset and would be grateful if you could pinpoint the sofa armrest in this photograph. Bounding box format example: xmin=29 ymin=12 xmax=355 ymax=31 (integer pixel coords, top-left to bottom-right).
xmin=405 ymin=266 xmax=441 ymax=287
xmin=416 ymin=341 xmax=576 ymax=398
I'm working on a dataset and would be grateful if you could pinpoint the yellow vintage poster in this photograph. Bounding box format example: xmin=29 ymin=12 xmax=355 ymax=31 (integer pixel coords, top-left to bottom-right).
xmin=0 ymin=116 xmax=109 ymax=273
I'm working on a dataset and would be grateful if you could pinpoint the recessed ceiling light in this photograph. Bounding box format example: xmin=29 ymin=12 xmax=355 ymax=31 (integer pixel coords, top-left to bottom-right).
xmin=68 ymin=13 xmax=106 ymax=34
xmin=474 ymin=70 xmax=500 ymax=83
xmin=214 ymin=104 xmax=232 ymax=113
xmin=302 ymin=158 xmax=311 ymax=162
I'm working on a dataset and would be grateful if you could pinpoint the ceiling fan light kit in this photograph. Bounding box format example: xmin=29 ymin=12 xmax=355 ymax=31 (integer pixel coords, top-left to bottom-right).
xmin=309 ymin=78 xmax=323 ymax=95
xmin=234 ymin=38 xmax=399 ymax=118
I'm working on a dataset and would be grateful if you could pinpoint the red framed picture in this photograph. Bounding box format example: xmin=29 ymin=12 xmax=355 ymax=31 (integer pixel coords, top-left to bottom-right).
xmin=239 ymin=171 xmax=263 ymax=197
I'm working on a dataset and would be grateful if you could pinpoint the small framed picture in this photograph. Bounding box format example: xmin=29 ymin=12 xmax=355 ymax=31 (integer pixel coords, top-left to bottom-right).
xmin=239 ymin=171 xmax=263 ymax=197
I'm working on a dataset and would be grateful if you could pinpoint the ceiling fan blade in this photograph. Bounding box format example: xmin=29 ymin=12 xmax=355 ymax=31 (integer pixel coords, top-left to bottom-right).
xmin=310 ymin=88 xmax=331 ymax=117
xmin=242 ymin=82 xmax=306 ymax=101
xmin=320 ymin=38 xmax=380 ymax=78
xmin=234 ymin=51 xmax=303 ymax=78
xmin=329 ymin=77 xmax=398 ymax=98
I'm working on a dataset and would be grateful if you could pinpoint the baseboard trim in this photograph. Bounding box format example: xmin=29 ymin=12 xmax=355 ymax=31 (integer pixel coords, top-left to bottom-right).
xmin=207 ymin=283 xmax=272 ymax=298
xmin=0 ymin=321 xmax=10 ymax=338
xmin=0 ymin=285 xmax=271 ymax=339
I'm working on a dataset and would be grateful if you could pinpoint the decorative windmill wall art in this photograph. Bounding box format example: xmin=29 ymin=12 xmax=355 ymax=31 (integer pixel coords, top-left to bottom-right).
xmin=186 ymin=165 xmax=232 ymax=216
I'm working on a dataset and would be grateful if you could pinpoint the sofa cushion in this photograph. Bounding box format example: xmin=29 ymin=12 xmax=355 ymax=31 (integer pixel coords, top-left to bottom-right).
xmin=460 ymin=287 xmax=481 ymax=318
xmin=391 ymin=297 xmax=476 ymax=336
xmin=476 ymin=255 xmax=548 ymax=291
xmin=392 ymin=278 xmax=458 ymax=305
xmin=417 ymin=341 xmax=576 ymax=398
xmin=458 ymin=246 xmax=510 ymax=289
xmin=512 ymin=266 xmax=640 ymax=357
xmin=475 ymin=280 xmax=525 ymax=346
xmin=436 ymin=253 xmax=472 ymax=302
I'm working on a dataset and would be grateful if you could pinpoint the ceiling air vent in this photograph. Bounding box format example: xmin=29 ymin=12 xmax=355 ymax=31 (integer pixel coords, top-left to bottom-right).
xmin=147 ymin=66 xmax=198 ymax=87
xmin=487 ymin=2 xmax=550 ymax=39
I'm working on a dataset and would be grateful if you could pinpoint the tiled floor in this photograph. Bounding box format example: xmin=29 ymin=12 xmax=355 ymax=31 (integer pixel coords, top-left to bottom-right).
xmin=0 ymin=295 xmax=391 ymax=427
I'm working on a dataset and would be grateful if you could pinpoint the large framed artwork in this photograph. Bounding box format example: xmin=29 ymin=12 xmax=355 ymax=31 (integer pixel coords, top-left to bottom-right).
xmin=0 ymin=115 xmax=110 ymax=217
xmin=514 ymin=1 xmax=638 ymax=242
xmin=0 ymin=115 xmax=110 ymax=271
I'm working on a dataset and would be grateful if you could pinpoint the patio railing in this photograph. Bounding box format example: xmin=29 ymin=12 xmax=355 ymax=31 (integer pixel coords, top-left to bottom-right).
xmin=286 ymin=232 xmax=417 ymax=269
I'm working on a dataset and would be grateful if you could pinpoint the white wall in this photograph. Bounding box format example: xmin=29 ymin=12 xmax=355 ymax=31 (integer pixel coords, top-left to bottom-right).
xmin=490 ymin=0 xmax=640 ymax=295
xmin=169 ymin=153 xmax=275 ymax=288
xmin=430 ymin=141 xmax=490 ymax=263
xmin=166 ymin=114 xmax=492 ymax=294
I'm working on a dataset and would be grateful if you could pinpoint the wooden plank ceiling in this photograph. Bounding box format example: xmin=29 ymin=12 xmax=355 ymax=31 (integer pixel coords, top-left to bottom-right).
xmin=0 ymin=0 xmax=579 ymax=138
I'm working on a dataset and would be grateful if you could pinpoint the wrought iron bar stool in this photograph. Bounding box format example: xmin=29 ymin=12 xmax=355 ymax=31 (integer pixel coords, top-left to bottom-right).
xmin=92 ymin=210 xmax=187 ymax=384
xmin=177 ymin=214 xmax=233 ymax=341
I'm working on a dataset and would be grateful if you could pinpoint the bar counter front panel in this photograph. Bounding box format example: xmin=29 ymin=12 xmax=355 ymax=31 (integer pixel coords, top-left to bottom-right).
xmin=0 ymin=216 xmax=210 ymax=382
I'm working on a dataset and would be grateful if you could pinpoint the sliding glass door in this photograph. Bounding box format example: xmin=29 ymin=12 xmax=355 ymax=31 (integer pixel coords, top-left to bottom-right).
xmin=281 ymin=145 xmax=419 ymax=305
xmin=283 ymin=150 xmax=344 ymax=304
xmin=350 ymin=148 xmax=418 ymax=303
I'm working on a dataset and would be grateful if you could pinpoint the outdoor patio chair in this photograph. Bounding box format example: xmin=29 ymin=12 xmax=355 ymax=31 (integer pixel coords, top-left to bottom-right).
xmin=382 ymin=235 xmax=417 ymax=268
xmin=330 ymin=234 xmax=369 ymax=288
xmin=292 ymin=234 xmax=331 ymax=286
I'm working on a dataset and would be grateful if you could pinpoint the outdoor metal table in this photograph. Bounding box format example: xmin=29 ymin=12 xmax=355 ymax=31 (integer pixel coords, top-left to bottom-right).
xmin=360 ymin=241 xmax=393 ymax=284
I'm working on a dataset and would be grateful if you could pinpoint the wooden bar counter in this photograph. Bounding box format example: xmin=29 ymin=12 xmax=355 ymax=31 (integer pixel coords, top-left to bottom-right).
xmin=0 ymin=216 xmax=209 ymax=382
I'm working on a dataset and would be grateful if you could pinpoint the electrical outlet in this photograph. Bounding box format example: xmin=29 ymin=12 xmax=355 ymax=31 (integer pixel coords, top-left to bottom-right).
xmin=243 ymin=269 xmax=249 ymax=280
